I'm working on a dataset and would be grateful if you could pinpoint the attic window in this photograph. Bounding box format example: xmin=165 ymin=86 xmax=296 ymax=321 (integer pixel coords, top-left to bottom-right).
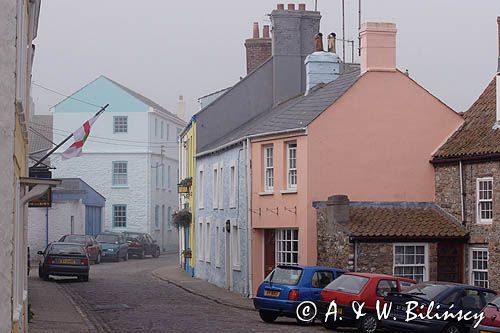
xmin=113 ymin=116 xmax=128 ymax=133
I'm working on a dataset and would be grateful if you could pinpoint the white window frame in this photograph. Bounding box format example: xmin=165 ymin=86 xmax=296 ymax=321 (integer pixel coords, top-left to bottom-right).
xmin=154 ymin=118 xmax=158 ymax=137
xmin=113 ymin=204 xmax=127 ymax=228
xmin=198 ymin=221 xmax=204 ymax=261
xmin=112 ymin=161 xmax=128 ymax=187
xmin=167 ymin=124 xmax=170 ymax=141
xmin=160 ymin=121 xmax=164 ymax=139
xmin=470 ymin=248 xmax=489 ymax=288
xmin=264 ymin=145 xmax=274 ymax=192
xmin=215 ymin=225 xmax=221 ymax=268
xmin=154 ymin=205 xmax=160 ymax=229
xmin=212 ymin=165 xmax=218 ymax=209
xmin=393 ymin=243 xmax=429 ymax=282
xmin=167 ymin=165 xmax=171 ymax=189
xmin=167 ymin=206 xmax=172 ymax=231
xmin=476 ymin=177 xmax=493 ymax=224
xmin=231 ymin=221 xmax=241 ymax=270
xmin=155 ymin=163 xmax=160 ymax=188
xmin=205 ymin=221 xmax=211 ymax=262
xmin=198 ymin=167 xmax=204 ymax=209
xmin=113 ymin=116 xmax=128 ymax=133
xmin=218 ymin=164 xmax=224 ymax=209
xmin=229 ymin=161 xmax=237 ymax=208
xmin=275 ymin=229 xmax=299 ymax=266
xmin=161 ymin=164 xmax=165 ymax=189
xmin=286 ymin=142 xmax=297 ymax=190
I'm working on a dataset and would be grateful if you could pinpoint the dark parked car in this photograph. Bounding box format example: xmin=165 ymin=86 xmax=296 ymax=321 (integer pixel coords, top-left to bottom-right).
xmin=382 ymin=281 xmax=497 ymax=333
xmin=122 ymin=232 xmax=160 ymax=259
xmin=96 ymin=232 xmax=129 ymax=262
xmin=318 ymin=272 xmax=416 ymax=333
xmin=254 ymin=265 xmax=346 ymax=324
xmin=38 ymin=242 xmax=90 ymax=282
xmin=59 ymin=234 xmax=102 ymax=264
xmin=471 ymin=295 xmax=500 ymax=332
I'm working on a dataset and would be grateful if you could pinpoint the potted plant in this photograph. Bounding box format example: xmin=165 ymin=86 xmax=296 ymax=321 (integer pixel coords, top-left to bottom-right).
xmin=179 ymin=177 xmax=192 ymax=187
xmin=172 ymin=209 xmax=192 ymax=228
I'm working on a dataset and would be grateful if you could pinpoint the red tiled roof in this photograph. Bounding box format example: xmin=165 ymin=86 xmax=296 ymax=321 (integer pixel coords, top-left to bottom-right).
xmin=349 ymin=204 xmax=467 ymax=239
xmin=433 ymin=77 xmax=500 ymax=160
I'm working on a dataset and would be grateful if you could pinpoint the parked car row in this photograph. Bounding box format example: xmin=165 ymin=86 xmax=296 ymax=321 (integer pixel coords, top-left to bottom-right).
xmin=37 ymin=231 xmax=161 ymax=282
xmin=254 ymin=265 xmax=499 ymax=333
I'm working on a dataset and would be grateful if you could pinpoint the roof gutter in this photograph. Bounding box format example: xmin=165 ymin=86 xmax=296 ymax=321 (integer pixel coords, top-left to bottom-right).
xmin=431 ymin=153 xmax=500 ymax=164
xmin=195 ymin=127 xmax=306 ymax=158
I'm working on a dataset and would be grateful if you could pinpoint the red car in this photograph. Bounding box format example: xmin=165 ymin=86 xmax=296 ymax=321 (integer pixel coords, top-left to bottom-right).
xmin=471 ymin=294 xmax=500 ymax=333
xmin=317 ymin=272 xmax=415 ymax=333
xmin=59 ymin=234 xmax=102 ymax=264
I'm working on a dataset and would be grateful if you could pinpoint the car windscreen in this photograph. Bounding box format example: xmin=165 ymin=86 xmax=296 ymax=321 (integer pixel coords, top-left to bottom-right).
xmin=403 ymin=283 xmax=450 ymax=301
xmin=96 ymin=234 xmax=119 ymax=244
xmin=123 ymin=233 xmax=142 ymax=241
xmin=324 ymin=274 xmax=369 ymax=294
xmin=50 ymin=244 xmax=86 ymax=255
xmin=266 ymin=267 xmax=303 ymax=286
xmin=61 ymin=235 xmax=86 ymax=244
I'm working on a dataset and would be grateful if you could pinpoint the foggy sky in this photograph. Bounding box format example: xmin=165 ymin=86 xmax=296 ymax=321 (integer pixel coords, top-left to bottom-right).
xmin=32 ymin=0 xmax=500 ymax=119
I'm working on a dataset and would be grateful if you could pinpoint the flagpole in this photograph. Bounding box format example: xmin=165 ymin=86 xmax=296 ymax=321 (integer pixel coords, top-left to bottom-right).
xmin=32 ymin=104 xmax=109 ymax=168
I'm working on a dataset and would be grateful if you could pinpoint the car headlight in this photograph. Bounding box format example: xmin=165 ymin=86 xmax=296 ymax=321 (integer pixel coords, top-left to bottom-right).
xmin=107 ymin=248 xmax=115 ymax=252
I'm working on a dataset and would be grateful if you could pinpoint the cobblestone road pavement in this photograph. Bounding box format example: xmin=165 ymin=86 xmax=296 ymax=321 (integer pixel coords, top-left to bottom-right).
xmin=53 ymin=253 xmax=353 ymax=333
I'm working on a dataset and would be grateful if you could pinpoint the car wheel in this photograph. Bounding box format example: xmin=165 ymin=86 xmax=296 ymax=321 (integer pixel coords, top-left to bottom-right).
xmin=357 ymin=313 xmax=378 ymax=333
xmin=38 ymin=267 xmax=48 ymax=280
xmin=96 ymin=252 xmax=101 ymax=264
xmin=153 ymin=248 xmax=160 ymax=258
xmin=259 ymin=310 xmax=278 ymax=323
xmin=296 ymin=316 xmax=315 ymax=325
xmin=124 ymin=251 xmax=128 ymax=261
xmin=323 ymin=317 xmax=339 ymax=330
xmin=139 ymin=249 xmax=145 ymax=259
xmin=441 ymin=323 xmax=462 ymax=333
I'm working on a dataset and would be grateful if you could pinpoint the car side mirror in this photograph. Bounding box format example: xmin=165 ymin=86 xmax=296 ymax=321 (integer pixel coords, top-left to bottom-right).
xmin=37 ymin=251 xmax=43 ymax=255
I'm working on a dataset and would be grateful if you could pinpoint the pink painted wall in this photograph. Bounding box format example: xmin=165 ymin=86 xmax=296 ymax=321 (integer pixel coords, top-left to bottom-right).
xmin=250 ymin=70 xmax=463 ymax=293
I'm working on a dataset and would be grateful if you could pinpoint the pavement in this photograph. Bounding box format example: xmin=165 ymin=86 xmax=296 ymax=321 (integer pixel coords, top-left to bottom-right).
xmin=152 ymin=263 xmax=255 ymax=311
xmin=28 ymin=272 xmax=96 ymax=332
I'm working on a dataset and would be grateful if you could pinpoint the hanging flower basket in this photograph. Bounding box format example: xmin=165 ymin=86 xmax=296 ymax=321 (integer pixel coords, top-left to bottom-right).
xmin=172 ymin=209 xmax=192 ymax=228
xmin=179 ymin=177 xmax=193 ymax=187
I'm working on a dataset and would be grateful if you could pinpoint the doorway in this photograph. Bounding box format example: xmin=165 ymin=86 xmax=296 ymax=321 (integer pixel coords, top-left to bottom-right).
xmin=437 ymin=242 xmax=464 ymax=283
xmin=264 ymin=229 xmax=275 ymax=278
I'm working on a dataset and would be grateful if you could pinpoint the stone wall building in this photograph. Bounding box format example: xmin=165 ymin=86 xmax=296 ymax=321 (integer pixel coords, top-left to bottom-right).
xmin=432 ymin=24 xmax=500 ymax=288
xmin=315 ymin=195 xmax=467 ymax=283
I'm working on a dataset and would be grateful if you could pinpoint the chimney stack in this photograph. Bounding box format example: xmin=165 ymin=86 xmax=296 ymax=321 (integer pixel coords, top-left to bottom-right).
xmin=271 ymin=5 xmax=321 ymax=104
xmin=360 ymin=22 xmax=397 ymax=74
xmin=305 ymin=33 xmax=341 ymax=94
xmin=245 ymin=22 xmax=272 ymax=74
xmin=326 ymin=195 xmax=351 ymax=235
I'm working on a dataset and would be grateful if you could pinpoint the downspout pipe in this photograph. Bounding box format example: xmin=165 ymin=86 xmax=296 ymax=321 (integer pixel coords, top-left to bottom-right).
xmin=45 ymin=207 xmax=49 ymax=246
xmin=246 ymin=138 xmax=253 ymax=298
xmin=459 ymin=160 xmax=465 ymax=225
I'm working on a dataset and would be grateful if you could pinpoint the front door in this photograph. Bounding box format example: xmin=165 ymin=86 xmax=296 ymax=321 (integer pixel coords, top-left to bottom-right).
xmin=264 ymin=229 xmax=275 ymax=278
xmin=437 ymin=242 xmax=464 ymax=283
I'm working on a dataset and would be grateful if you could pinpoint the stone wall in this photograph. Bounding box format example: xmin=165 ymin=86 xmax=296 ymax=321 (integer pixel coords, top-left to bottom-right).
xmin=435 ymin=161 xmax=500 ymax=289
xmin=316 ymin=207 xmax=352 ymax=269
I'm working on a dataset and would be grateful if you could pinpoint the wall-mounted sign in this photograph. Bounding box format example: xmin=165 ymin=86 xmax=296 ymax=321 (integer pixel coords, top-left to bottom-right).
xmin=28 ymin=188 xmax=52 ymax=207
xmin=178 ymin=185 xmax=189 ymax=194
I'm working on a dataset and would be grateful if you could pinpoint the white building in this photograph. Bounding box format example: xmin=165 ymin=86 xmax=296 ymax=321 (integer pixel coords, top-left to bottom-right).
xmin=51 ymin=76 xmax=185 ymax=251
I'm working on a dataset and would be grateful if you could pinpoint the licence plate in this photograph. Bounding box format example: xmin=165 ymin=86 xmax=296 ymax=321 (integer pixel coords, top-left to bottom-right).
xmin=60 ymin=259 xmax=76 ymax=264
xmin=264 ymin=290 xmax=280 ymax=297
xmin=337 ymin=307 xmax=343 ymax=314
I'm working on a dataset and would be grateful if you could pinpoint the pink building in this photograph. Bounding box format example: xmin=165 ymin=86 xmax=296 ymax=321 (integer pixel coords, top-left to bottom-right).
xmin=249 ymin=22 xmax=464 ymax=292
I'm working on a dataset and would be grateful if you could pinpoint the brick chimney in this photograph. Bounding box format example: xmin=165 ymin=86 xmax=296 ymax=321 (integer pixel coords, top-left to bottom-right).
xmin=245 ymin=22 xmax=272 ymax=74
xmin=360 ymin=22 xmax=397 ymax=74
xmin=271 ymin=3 xmax=321 ymax=104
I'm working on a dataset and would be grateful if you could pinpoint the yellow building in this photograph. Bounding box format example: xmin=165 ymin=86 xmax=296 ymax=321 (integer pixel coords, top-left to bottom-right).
xmin=179 ymin=119 xmax=196 ymax=275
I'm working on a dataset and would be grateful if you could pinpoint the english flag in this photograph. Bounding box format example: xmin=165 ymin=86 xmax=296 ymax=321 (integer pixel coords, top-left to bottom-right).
xmin=61 ymin=109 xmax=105 ymax=160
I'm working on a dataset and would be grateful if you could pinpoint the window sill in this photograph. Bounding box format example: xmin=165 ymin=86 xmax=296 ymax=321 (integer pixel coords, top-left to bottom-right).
xmin=232 ymin=265 xmax=241 ymax=272
xmin=280 ymin=189 xmax=297 ymax=195
xmin=258 ymin=191 xmax=274 ymax=196
xmin=111 ymin=186 xmax=129 ymax=189
xmin=476 ymin=220 xmax=493 ymax=225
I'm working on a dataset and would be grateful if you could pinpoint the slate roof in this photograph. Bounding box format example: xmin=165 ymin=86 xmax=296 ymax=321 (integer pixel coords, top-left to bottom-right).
xmin=198 ymin=66 xmax=360 ymax=154
xmin=102 ymin=76 xmax=185 ymax=125
xmin=348 ymin=202 xmax=467 ymax=239
xmin=433 ymin=77 xmax=500 ymax=161
xmin=29 ymin=114 xmax=53 ymax=165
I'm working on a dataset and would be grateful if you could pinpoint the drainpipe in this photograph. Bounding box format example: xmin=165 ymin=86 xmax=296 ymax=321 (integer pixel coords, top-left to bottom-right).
xmin=246 ymin=138 xmax=253 ymax=298
xmin=459 ymin=161 xmax=465 ymax=225
xmin=45 ymin=207 xmax=49 ymax=246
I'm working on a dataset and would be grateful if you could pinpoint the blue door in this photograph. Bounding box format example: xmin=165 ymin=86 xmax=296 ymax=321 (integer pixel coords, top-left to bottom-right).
xmin=85 ymin=206 xmax=102 ymax=236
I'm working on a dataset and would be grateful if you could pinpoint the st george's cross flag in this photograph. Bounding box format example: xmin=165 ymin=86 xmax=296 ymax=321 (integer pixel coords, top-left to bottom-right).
xmin=61 ymin=108 xmax=105 ymax=160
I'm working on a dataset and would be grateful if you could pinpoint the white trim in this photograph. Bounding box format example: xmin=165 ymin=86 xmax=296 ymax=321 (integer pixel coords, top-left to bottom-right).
xmin=469 ymin=247 xmax=489 ymax=288
xmin=212 ymin=165 xmax=218 ymax=210
xmin=286 ymin=141 xmax=297 ymax=190
xmin=476 ymin=177 xmax=493 ymax=224
xmin=231 ymin=219 xmax=241 ymax=271
xmin=205 ymin=220 xmax=211 ymax=262
xmin=215 ymin=224 xmax=221 ymax=268
xmin=263 ymin=145 xmax=274 ymax=192
xmin=229 ymin=160 xmax=237 ymax=208
xmin=393 ymin=243 xmax=429 ymax=282
xmin=218 ymin=163 xmax=223 ymax=209
xmin=275 ymin=229 xmax=299 ymax=266
xmin=198 ymin=219 xmax=204 ymax=261
xmin=198 ymin=165 xmax=204 ymax=209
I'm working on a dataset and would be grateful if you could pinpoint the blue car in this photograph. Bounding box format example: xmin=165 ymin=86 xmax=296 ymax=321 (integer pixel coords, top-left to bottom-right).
xmin=96 ymin=232 xmax=129 ymax=262
xmin=254 ymin=265 xmax=346 ymax=324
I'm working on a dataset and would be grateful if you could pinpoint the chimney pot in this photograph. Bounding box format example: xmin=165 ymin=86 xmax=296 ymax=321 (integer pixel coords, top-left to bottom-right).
xmin=314 ymin=33 xmax=324 ymax=52
xmin=328 ymin=32 xmax=336 ymax=53
xmin=287 ymin=4 xmax=295 ymax=10
xmin=277 ymin=3 xmax=285 ymax=10
xmin=252 ymin=22 xmax=259 ymax=38
xmin=263 ymin=25 xmax=270 ymax=38
xmin=298 ymin=3 xmax=306 ymax=10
